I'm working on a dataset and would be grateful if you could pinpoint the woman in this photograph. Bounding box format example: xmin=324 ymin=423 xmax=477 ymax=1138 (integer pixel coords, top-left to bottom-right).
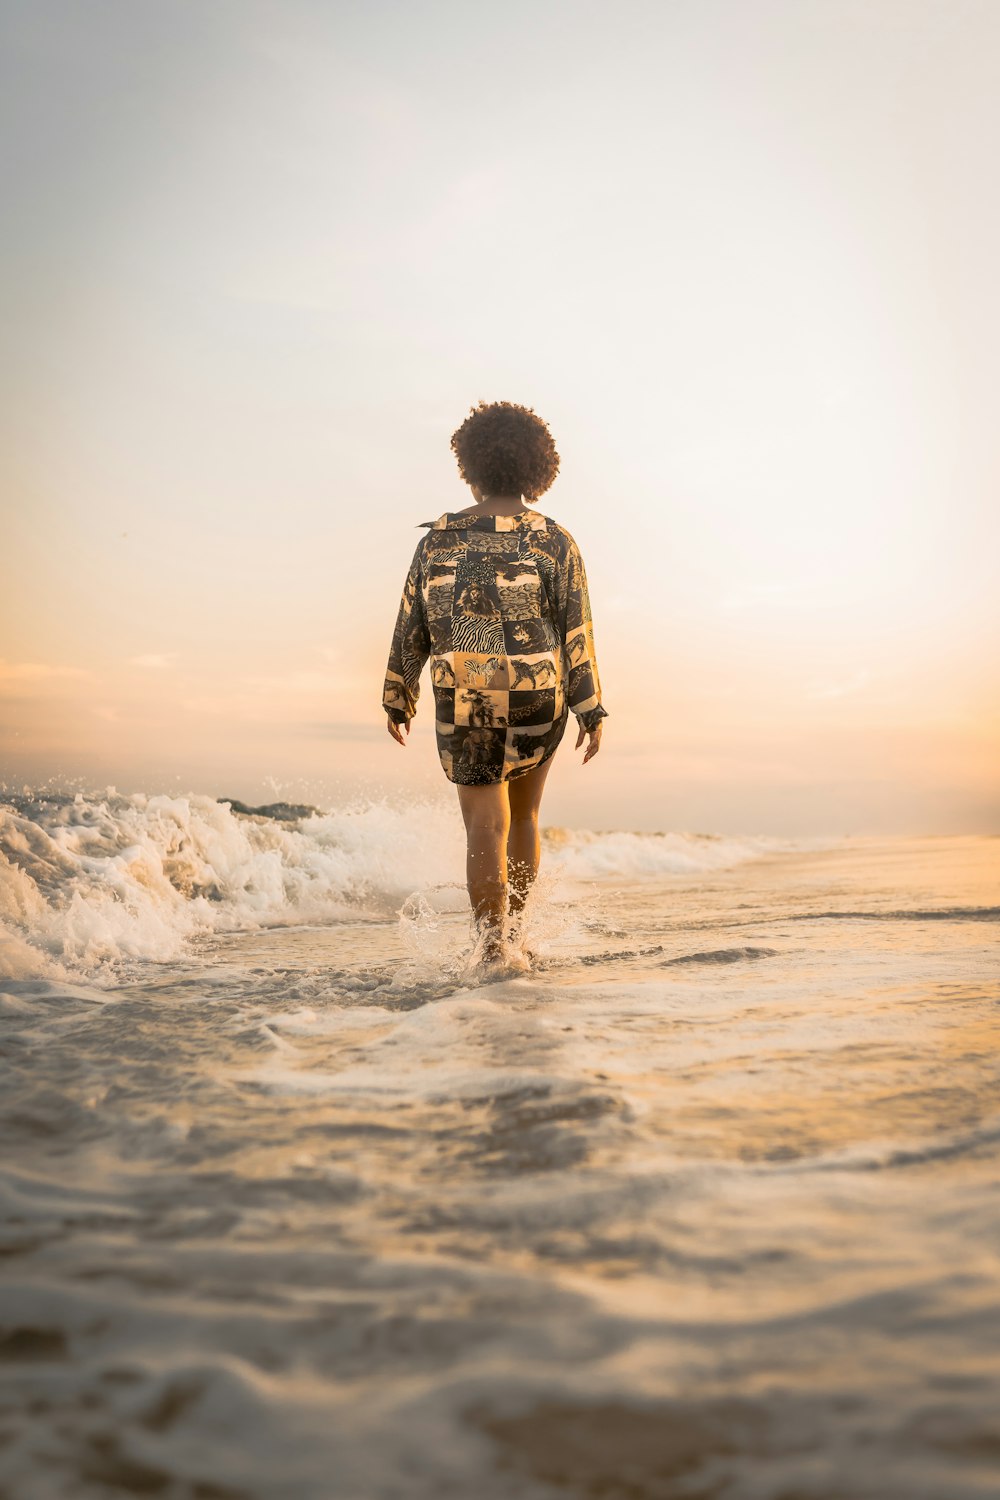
xmin=382 ymin=400 xmax=607 ymax=963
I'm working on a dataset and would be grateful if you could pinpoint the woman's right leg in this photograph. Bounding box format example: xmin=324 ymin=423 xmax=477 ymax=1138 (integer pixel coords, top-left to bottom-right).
xmin=456 ymin=783 xmax=510 ymax=954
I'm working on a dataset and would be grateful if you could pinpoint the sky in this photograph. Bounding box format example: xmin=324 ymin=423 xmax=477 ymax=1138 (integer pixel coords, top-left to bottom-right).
xmin=1 ymin=0 xmax=998 ymax=834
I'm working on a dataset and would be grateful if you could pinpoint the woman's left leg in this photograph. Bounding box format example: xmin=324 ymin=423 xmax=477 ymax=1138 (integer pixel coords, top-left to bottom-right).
xmin=506 ymin=754 xmax=555 ymax=917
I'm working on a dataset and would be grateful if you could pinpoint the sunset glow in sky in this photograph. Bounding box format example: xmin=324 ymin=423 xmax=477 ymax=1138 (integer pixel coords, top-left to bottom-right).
xmin=2 ymin=0 xmax=998 ymax=832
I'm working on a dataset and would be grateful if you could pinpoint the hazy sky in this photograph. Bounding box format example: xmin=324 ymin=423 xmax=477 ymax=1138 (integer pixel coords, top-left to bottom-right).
xmin=2 ymin=0 xmax=998 ymax=833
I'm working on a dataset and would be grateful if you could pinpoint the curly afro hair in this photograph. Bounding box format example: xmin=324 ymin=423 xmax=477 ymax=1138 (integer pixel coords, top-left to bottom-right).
xmin=450 ymin=400 xmax=560 ymax=501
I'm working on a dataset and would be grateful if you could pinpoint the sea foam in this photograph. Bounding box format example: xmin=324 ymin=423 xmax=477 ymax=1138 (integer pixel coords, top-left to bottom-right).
xmin=0 ymin=791 xmax=788 ymax=980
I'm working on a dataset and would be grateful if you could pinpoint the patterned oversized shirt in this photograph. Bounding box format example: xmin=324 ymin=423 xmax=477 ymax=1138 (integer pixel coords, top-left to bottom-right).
xmin=382 ymin=509 xmax=607 ymax=785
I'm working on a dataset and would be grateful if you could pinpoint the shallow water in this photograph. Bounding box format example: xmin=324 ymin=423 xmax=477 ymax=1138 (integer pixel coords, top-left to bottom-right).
xmin=1 ymin=804 xmax=998 ymax=1498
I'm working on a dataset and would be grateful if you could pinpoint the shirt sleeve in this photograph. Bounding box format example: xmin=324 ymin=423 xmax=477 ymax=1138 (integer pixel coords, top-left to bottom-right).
xmin=560 ymin=535 xmax=608 ymax=732
xmin=382 ymin=540 xmax=431 ymax=723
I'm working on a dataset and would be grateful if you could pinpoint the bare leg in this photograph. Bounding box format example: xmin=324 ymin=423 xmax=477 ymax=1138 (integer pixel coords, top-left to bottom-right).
xmin=456 ymin=783 xmax=510 ymax=958
xmin=506 ymin=755 xmax=555 ymax=920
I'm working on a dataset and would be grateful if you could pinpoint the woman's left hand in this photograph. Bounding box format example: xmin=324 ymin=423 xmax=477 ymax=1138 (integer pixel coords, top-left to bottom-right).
xmin=387 ymin=716 xmax=410 ymax=747
xmin=575 ymin=721 xmax=602 ymax=764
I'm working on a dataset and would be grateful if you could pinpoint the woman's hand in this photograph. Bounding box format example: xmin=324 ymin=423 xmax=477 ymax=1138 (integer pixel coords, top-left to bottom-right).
xmin=575 ymin=720 xmax=602 ymax=764
xmin=386 ymin=716 xmax=410 ymax=747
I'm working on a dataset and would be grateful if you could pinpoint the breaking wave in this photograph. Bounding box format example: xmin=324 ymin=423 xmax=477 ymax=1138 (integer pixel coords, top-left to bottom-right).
xmin=0 ymin=790 xmax=794 ymax=981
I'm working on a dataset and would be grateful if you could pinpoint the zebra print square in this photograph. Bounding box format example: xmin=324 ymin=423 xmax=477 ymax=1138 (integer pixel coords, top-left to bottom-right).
xmin=453 ymin=651 xmax=506 ymax=690
xmin=451 ymin=616 xmax=505 ymax=655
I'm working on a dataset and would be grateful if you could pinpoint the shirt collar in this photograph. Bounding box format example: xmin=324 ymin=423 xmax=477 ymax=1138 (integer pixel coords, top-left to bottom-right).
xmin=421 ymin=510 xmax=548 ymax=533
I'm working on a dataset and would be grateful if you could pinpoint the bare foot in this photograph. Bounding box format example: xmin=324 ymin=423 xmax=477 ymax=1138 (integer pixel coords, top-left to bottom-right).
xmin=474 ymin=950 xmax=531 ymax=983
xmin=478 ymin=932 xmax=504 ymax=965
xmin=506 ymin=913 xmax=537 ymax=967
xmin=468 ymin=919 xmax=530 ymax=980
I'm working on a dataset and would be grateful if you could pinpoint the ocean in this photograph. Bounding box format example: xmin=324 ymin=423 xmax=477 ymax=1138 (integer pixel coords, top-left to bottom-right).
xmin=1 ymin=791 xmax=998 ymax=1499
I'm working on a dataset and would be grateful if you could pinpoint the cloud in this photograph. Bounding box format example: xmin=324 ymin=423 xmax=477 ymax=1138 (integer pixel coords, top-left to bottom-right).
xmin=241 ymin=669 xmax=347 ymax=694
xmin=0 ymin=660 xmax=90 ymax=685
xmin=719 ymin=582 xmax=811 ymax=612
xmin=129 ymin=653 xmax=178 ymax=670
xmin=806 ymin=670 xmax=872 ymax=700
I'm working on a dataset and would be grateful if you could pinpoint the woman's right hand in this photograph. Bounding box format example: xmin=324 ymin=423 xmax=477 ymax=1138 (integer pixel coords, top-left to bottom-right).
xmin=386 ymin=716 xmax=410 ymax=747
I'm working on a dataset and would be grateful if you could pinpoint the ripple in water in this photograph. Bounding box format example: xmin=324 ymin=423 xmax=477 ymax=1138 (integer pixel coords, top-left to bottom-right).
xmin=1 ymin=801 xmax=998 ymax=1497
